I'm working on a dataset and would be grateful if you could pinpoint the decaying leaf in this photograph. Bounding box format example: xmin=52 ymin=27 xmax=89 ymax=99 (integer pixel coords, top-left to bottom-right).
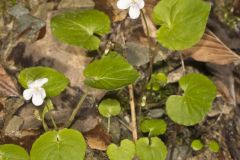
xmin=0 ymin=65 xmax=19 ymax=97
xmin=234 ymin=68 xmax=240 ymax=105
xmin=84 ymin=124 xmax=111 ymax=151
xmin=183 ymin=30 xmax=240 ymax=65
xmin=94 ymin=0 xmax=127 ymax=22
xmin=141 ymin=0 xmax=158 ymax=38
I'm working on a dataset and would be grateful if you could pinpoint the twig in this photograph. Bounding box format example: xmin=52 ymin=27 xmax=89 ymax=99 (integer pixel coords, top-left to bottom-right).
xmin=141 ymin=10 xmax=154 ymax=80
xmin=65 ymin=92 xmax=88 ymax=128
xmin=116 ymin=116 xmax=132 ymax=131
xmin=128 ymin=84 xmax=138 ymax=142
xmin=179 ymin=52 xmax=186 ymax=74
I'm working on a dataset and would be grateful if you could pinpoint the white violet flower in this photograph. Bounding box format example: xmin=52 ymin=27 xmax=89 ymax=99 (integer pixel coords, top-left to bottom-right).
xmin=23 ymin=78 xmax=48 ymax=106
xmin=117 ymin=0 xmax=145 ymax=19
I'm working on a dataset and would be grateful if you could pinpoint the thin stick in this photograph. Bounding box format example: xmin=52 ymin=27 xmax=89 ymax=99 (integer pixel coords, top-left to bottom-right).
xmin=128 ymin=85 xmax=138 ymax=142
xmin=180 ymin=52 xmax=186 ymax=74
xmin=116 ymin=116 xmax=132 ymax=131
xmin=141 ymin=10 xmax=153 ymax=79
xmin=65 ymin=92 xmax=88 ymax=128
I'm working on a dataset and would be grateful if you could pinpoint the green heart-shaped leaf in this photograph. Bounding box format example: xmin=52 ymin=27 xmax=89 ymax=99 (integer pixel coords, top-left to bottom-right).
xmin=107 ymin=139 xmax=135 ymax=160
xmin=166 ymin=73 xmax=216 ymax=126
xmin=18 ymin=66 xmax=69 ymax=97
xmin=135 ymin=137 xmax=167 ymax=160
xmin=84 ymin=52 xmax=140 ymax=90
xmin=191 ymin=139 xmax=204 ymax=151
xmin=30 ymin=129 xmax=86 ymax=160
xmin=208 ymin=140 xmax=220 ymax=153
xmin=140 ymin=119 xmax=167 ymax=136
xmin=98 ymin=99 xmax=121 ymax=118
xmin=51 ymin=9 xmax=110 ymax=50
xmin=152 ymin=0 xmax=211 ymax=50
xmin=0 ymin=144 xmax=29 ymax=160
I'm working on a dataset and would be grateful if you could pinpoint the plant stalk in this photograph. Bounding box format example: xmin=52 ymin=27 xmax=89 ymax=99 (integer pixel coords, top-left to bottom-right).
xmin=128 ymin=85 xmax=138 ymax=142
xmin=107 ymin=117 xmax=111 ymax=133
xmin=65 ymin=92 xmax=88 ymax=128
xmin=141 ymin=10 xmax=153 ymax=80
xmin=42 ymin=116 xmax=49 ymax=132
xmin=148 ymin=132 xmax=152 ymax=146
xmin=46 ymin=104 xmax=58 ymax=130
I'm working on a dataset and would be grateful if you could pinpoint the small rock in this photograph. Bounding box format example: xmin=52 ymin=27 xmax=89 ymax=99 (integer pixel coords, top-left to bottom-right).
xmin=18 ymin=104 xmax=42 ymax=130
xmin=126 ymin=42 xmax=164 ymax=67
xmin=71 ymin=115 xmax=100 ymax=133
xmin=4 ymin=116 xmax=24 ymax=136
xmin=16 ymin=14 xmax=45 ymax=36
xmin=147 ymin=108 xmax=165 ymax=118
xmin=8 ymin=3 xmax=29 ymax=18
xmin=168 ymin=145 xmax=191 ymax=160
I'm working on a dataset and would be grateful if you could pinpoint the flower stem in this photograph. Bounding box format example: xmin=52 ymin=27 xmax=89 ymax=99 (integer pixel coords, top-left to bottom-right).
xmin=42 ymin=117 xmax=49 ymax=132
xmin=107 ymin=117 xmax=111 ymax=133
xmin=128 ymin=84 xmax=138 ymax=142
xmin=148 ymin=132 xmax=152 ymax=146
xmin=141 ymin=10 xmax=153 ymax=80
xmin=65 ymin=92 xmax=88 ymax=128
xmin=46 ymin=104 xmax=58 ymax=130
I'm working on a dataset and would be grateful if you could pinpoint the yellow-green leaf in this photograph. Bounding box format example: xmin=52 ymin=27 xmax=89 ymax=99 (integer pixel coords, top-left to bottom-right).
xmin=153 ymin=0 xmax=211 ymax=50
xmin=84 ymin=52 xmax=140 ymax=90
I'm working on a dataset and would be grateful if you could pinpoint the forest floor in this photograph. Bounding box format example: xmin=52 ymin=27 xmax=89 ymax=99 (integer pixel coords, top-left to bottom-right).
xmin=1 ymin=0 xmax=240 ymax=159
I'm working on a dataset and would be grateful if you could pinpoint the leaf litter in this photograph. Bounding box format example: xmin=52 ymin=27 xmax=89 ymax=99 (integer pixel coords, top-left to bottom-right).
xmin=0 ymin=0 xmax=240 ymax=159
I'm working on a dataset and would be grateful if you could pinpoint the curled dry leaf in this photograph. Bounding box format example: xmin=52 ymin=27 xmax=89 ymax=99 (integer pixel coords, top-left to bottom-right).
xmin=84 ymin=124 xmax=111 ymax=151
xmin=234 ymin=68 xmax=240 ymax=105
xmin=183 ymin=30 xmax=240 ymax=65
xmin=141 ymin=0 xmax=158 ymax=38
xmin=0 ymin=65 xmax=19 ymax=97
xmin=94 ymin=0 xmax=127 ymax=22
xmin=140 ymin=10 xmax=157 ymax=38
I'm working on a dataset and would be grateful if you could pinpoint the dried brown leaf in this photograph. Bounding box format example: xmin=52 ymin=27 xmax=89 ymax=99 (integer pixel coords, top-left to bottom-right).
xmin=183 ymin=30 xmax=240 ymax=65
xmin=94 ymin=0 xmax=127 ymax=22
xmin=0 ymin=65 xmax=19 ymax=97
xmin=141 ymin=0 xmax=158 ymax=38
xmin=84 ymin=124 xmax=111 ymax=151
